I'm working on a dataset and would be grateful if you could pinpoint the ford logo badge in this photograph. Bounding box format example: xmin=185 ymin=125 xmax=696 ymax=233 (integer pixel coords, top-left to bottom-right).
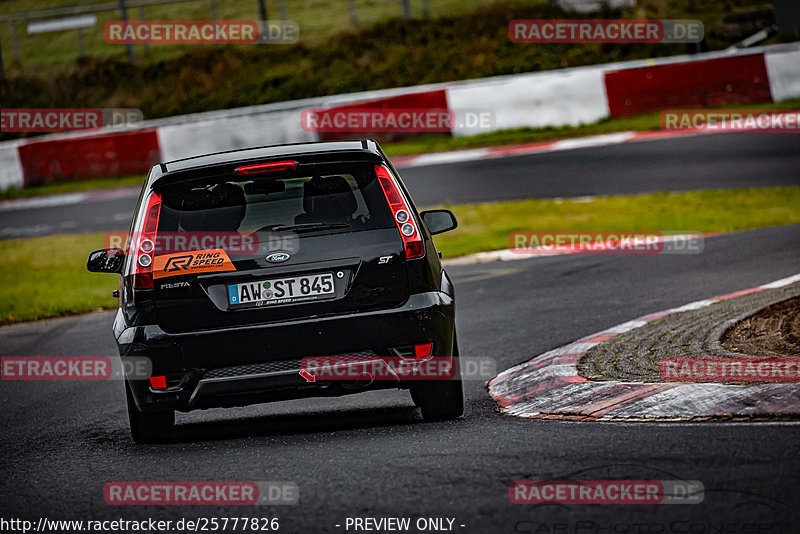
xmin=266 ymin=252 xmax=291 ymax=263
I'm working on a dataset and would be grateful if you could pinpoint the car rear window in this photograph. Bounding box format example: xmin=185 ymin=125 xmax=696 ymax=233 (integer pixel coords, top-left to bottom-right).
xmin=156 ymin=161 xmax=395 ymax=236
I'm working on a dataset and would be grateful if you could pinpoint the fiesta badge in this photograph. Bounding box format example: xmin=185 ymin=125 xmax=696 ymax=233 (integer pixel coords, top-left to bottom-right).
xmin=266 ymin=252 xmax=291 ymax=263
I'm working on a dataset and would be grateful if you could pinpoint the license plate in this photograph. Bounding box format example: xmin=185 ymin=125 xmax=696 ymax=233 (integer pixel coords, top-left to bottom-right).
xmin=228 ymin=273 xmax=335 ymax=307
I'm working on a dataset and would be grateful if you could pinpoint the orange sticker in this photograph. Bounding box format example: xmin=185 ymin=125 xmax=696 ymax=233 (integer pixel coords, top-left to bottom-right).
xmin=153 ymin=249 xmax=236 ymax=279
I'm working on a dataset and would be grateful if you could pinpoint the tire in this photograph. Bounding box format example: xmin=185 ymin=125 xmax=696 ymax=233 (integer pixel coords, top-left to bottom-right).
xmin=411 ymin=333 xmax=464 ymax=421
xmin=125 ymin=381 xmax=175 ymax=443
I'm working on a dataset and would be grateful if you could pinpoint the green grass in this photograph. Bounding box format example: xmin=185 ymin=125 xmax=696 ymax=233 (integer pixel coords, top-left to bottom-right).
xmin=0 ymin=233 xmax=120 ymax=325
xmin=0 ymin=0 xmax=508 ymax=69
xmin=2 ymin=0 xmax=770 ymax=70
xmin=382 ymin=114 xmax=663 ymax=157
xmin=430 ymin=187 xmax=800 ymax=258
xmin=1 ymin=186 xmax=798 ymax=325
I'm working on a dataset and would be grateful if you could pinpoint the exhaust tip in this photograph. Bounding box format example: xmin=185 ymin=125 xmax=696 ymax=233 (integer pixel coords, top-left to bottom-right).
xmin=341 ymin=372 xmax=374 ymax=390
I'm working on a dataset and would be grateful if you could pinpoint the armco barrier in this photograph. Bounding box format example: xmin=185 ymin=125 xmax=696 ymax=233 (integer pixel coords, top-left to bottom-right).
xmin=604 ymin=53 xmax=772 ymax=117
xmin=17 ymin=130 xmax=160 ymax=186
xmin=2 ymin=44 xmax=799 ymax=190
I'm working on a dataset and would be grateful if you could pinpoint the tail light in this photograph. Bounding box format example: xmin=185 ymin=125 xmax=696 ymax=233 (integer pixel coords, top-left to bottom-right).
xmin=132 ymin=192 xmax=162 ymax=290
xmin=375 ymin=164 xmax=425 ymax=259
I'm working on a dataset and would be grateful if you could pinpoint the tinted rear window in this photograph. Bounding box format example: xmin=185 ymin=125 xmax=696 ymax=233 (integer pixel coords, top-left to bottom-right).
xmin=157 ymin=161 xmax=394 ymax=235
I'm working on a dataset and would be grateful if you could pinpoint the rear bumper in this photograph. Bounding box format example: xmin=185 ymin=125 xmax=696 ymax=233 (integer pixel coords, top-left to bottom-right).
xmin=115 ymin=291 xmax=455 ymax=412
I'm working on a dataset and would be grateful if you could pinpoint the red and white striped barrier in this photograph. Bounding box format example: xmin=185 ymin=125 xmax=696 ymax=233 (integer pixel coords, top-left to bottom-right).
xmin=1 ymin=44 xmax=798 ymax=191
xmin=18 ymin=130 xmax=160 ymax=187
xmin=604 ymin=54 xmax=772 ymax=117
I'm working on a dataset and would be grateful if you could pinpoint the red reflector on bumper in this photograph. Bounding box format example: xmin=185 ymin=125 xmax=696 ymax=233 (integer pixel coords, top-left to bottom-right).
xmin=414 ymin=343 xmax=433 ymax=358
xmin=149 ymin=376 xmax=167 ymax=389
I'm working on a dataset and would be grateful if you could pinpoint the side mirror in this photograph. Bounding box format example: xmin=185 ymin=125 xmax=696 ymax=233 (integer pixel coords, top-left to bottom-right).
xmin=421 ymin=209 xmax=458 ymax=235
xmin=87 ymin=248 xmax=125 ymax=274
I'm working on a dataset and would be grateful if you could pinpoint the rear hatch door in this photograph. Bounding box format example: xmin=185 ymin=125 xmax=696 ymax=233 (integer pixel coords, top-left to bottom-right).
xmin=150 ymin=158 xmax=409 ymax=333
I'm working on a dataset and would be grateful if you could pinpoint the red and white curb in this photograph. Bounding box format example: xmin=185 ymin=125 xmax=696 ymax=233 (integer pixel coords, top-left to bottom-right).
xmin=393 ymin=110 xmax=800 ymax=169
xmin=391 ymin=130 xmax=696 ymax=169
xmin=487 ymin=273 xmax=800 ymax=420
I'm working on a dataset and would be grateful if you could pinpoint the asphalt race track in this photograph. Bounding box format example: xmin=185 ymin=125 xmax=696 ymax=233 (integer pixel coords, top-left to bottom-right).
xmin=1 ymin=132 xmax=799 ymax=240
xmin=2 ymin=224 xmax=799 ymax=531
xmin=401 ymin=132 xmax=800 ymax=205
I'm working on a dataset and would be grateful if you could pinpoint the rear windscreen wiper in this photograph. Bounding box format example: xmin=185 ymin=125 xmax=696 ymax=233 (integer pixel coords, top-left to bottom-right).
xmin=268 ymin=222 xmax=351 ymax=232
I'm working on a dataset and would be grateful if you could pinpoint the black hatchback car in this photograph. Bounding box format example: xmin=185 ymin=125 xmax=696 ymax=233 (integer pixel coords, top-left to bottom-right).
xmin=88 ymin=139 xmax=461 ymax=442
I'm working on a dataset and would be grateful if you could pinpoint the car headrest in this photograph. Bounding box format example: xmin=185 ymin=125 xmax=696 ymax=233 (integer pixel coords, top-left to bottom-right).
xmin=301 ymin=175 xmax=358 ymax=222
xmin=177 ymin=183 xmax=247 ymax=232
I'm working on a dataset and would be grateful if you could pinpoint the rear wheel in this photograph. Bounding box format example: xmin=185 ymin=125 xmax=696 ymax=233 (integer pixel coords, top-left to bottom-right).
xmin=125 ymin=381 xmax=175 ymax=443
xmin=411 ymin=334 xmax=464 ymax=421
